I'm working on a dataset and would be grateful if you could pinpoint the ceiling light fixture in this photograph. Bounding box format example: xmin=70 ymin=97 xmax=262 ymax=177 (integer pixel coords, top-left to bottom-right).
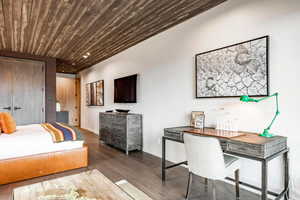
xmin=83 ymin=52 xmax=91 ymax=59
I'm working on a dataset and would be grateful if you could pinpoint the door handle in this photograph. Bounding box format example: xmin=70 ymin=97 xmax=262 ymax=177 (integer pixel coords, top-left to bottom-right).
xmin=2 ymin=106 xmax=11 ymax=110
xmin=14 ymin=107 xmax=22 ymax=110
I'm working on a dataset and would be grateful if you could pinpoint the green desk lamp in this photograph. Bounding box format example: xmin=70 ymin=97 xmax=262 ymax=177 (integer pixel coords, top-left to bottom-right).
xmin=240 ymin=93 xmax=279 ymax=138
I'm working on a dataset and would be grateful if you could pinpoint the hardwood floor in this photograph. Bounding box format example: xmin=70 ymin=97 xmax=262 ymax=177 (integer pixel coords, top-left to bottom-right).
xmin=0 ymin=129 xmax=261 ymax=200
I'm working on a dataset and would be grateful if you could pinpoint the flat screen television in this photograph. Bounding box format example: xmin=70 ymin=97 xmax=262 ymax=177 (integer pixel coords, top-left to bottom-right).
xmin=114 ymin=74 xmax=137 ymax=103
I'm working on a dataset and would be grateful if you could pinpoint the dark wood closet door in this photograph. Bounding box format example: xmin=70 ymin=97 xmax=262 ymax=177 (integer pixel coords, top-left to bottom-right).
xmin=0 ymin=61 xmax=13 ymax=114
xmin=12 ymin=60 xmax=45 ymax=125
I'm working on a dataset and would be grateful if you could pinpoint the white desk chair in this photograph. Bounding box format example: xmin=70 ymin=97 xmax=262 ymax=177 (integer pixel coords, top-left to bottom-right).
xmin=184 ymin=133 xmax=240 ymax=200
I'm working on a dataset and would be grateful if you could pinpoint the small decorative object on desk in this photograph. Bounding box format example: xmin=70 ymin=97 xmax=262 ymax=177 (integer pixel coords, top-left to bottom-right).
xmin=216 ymin=115 xmax=239 ymax=132
xmin=191 ymin=111 xmax=205 ymax=129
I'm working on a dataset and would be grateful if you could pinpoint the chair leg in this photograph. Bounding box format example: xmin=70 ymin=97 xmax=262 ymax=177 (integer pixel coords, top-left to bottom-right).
xmin=235 ymin=169 xmax=240 ymax=199
xmin=212 ymin=180 xmax=216 ymax=200
xmin=185 ymin=172 xmax=193 ymax=200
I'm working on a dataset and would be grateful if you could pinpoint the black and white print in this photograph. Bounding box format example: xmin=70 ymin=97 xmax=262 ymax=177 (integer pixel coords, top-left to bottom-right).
xmin=196 ymin=36 xmax=269 ymax=98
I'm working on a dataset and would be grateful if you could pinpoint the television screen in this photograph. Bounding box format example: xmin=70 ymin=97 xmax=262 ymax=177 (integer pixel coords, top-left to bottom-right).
xmin=114 ymin=74 xmax=137 ymax=103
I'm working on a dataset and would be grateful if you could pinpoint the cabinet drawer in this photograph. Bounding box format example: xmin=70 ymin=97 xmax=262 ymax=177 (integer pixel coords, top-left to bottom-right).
xmin=100 ymin=128 xmax=112 ymax=145
xmin=112 ymin=136 xmax=126 ymax=150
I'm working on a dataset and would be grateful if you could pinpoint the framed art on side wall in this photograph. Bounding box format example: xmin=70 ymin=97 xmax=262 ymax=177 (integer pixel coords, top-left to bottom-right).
xmin=86 ymin=80 xmax=104 ymax=106
xmin=195 ymin=36 xmax=269 ymax=98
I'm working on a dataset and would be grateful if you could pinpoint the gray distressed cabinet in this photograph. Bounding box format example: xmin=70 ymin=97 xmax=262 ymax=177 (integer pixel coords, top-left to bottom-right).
xmin=99 ymin=112 xmax=143 ymax=154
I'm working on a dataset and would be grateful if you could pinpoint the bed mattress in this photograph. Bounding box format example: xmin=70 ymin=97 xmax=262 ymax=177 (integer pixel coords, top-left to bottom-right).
xmin=0 ymin=124 xmax=84 ymax=160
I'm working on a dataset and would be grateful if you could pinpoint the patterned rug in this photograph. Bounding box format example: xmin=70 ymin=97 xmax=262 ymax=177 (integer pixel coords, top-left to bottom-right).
xmin=13 ymin=170 xmax=153 ymax=200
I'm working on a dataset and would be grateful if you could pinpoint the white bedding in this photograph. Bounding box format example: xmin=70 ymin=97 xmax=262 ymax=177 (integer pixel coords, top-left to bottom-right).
xmin=0 ymin=124 xmax=84 ymax=160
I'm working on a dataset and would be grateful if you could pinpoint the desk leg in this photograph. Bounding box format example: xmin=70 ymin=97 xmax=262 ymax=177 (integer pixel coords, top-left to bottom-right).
xmin=162 ymin=137 xmax=166 ymax=181
xmin=284 ymin=151 xmax=290 ymax=200
xmin=262 ymin=160 xmax=268 ymax=200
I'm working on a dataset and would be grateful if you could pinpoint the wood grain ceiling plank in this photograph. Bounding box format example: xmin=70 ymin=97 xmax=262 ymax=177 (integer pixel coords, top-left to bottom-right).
xmin=75 ymin=0 xmax=225 ymax=71
xmin=27 ymin=0 xmax=44 ymax=54
xmin=63 ymin=0 xmax=130 ymax=61
xmin=47 ymin=0 xmax=88 ymax=58
xmin=67 ymin=0 xmax=148 ymax=61
xmin=34 ymin=0 xmax=60 ymax=55
xmin=74 ymin=0 xmax=190 ymax=67
xmin=45 ymin=0 xmax=89 ymax=57
xmin=37 ymin=0 xmax=71 ymax=56
xmin=0 ymin=0 xmax=226 ymax=73
xmin=35 ymin=1 xmax=71 ymax=56
xmin=68 ymin=0 xmax=157 ymax=63
xmin=12 ymin=0 xmax=23 ymax=52
xmin=22 ymin=0 xmax=34 ymax=53
xmin=0 ymin=0 xmax=6 ymax=49
xmin=2 ymin=0 xmax=14 ymax=51
xmin=9 ymin=0 xmax=16 ymax=50
xmin=20 ymin=0 xmax=32 ymax=52
xmin=94 ymin=0 xmax=223 ymax=68
xmin=30 ymin=0 xmax=52 ymax=55
xmin=70 ymin=0 xmax=174 ymax=66
xmin=45 ymin=0 xmax=98 ymax=57
xmin=51 ymin=0 xmax=107 ymax=58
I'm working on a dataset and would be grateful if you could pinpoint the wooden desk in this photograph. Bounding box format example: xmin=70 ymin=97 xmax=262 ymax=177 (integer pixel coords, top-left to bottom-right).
xmin=162 ymin=126 xmax=289 ymax=200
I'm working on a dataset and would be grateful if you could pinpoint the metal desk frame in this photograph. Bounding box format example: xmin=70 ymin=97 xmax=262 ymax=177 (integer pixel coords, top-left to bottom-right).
xmin=162 ymin=136 xmax=290 ymax=200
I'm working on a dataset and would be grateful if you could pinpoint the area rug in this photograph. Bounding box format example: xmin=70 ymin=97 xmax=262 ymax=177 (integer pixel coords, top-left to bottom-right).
xmin=13 ymin=170 xmax=152 ymax=200
xmin=116 ymin=180 xmax=153 ymax=200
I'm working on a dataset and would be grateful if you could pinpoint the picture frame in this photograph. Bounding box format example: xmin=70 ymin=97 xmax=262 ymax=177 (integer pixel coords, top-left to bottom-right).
xmin=195 ymin=36 xmax=269 ymax=98
xmin=191 ymin=111 xmax=205 ymax=129
xmin=86 ymin=80 xmax=104 ymax=106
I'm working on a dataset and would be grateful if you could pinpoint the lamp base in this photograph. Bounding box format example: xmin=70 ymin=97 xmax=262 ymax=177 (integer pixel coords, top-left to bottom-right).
xmin=259 ymin=129 xmax=274 ymax=138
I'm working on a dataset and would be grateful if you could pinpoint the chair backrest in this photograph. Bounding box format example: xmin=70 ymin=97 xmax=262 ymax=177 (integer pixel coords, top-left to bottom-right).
xmin=184 ymin=133 xmax=226 ymax=180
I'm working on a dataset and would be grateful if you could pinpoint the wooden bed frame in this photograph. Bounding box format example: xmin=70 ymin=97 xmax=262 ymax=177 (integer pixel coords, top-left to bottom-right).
xmin=0 ymin=145 xmax=88 ymax=185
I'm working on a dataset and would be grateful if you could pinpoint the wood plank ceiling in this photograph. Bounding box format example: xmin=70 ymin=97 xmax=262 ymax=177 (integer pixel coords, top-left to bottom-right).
xmin=0 ymin=0 xmax=226 ymax=73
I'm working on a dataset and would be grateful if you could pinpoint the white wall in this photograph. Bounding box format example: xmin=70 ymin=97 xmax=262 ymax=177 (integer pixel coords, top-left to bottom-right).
xmin=80 ymin=0 xmax=300 ymax=198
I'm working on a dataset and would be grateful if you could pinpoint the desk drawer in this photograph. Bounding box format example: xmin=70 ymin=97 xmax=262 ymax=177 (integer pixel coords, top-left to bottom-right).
xmin=164 ymin=131 xmax=183 ymax=141
xmin=227 ymin=143 xmax=262 ymax=158
xmin=227 ymin=139 xmax=287 ymax=159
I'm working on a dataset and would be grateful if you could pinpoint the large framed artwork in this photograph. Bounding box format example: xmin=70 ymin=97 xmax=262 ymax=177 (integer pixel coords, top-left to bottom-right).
xmin=86 ymin=80 xmax=104 ymax=106
xmin=195 ymin=36 xmax=269 ymax=98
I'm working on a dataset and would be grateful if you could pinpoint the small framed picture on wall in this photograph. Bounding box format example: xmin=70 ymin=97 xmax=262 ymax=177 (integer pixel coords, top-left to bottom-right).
xmin=191 ymin=111 xmax=205 ymax=129
xmin=86 ymin=80 xmax=104 ymax=106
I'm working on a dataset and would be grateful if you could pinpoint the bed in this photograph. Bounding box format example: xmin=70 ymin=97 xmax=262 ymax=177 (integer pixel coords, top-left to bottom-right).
xmin=0 ymin=124 xmax=88 ymax=185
